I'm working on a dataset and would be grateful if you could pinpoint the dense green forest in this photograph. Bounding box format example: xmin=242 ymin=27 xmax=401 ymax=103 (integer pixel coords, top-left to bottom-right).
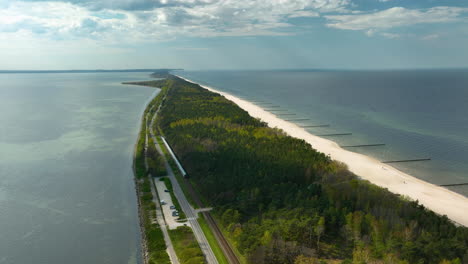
xmin=151 ymin=76 xmax=467 ymax=264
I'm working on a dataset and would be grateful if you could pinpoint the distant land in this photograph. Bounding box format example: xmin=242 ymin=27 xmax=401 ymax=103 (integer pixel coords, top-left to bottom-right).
xmin=0 ymin=69 xmax=182 ymax=74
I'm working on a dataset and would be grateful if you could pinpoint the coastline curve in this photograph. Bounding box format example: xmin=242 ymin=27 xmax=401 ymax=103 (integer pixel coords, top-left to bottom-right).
xmin=175 ymin=75 xmax=468 ymax=227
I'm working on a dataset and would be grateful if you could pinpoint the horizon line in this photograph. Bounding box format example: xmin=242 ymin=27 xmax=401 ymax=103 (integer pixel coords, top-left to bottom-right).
xmin=0 ymin=67 xmax=467 ymax=73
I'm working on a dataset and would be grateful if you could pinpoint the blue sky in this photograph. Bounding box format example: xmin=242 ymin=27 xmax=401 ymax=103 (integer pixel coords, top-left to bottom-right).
xmin=0 ymin=0 xmax=467 ymax=70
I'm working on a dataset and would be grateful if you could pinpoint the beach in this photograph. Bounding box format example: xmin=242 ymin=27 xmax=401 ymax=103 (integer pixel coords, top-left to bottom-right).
xmin=177 ymin=75 xmax=468 ymax=227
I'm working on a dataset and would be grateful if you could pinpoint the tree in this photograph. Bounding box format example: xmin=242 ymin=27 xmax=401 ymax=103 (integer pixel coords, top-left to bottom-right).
xmin=261 ymin=230 xmax=273 ymax=246
xmin=315 ymin=217 xmax=325 ymax=252
xmin=295 ymin=255 xmax=319 ymax=264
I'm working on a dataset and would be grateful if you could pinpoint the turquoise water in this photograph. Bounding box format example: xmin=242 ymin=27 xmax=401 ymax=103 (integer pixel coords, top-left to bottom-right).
xmin=178 ymin=70 xmax=468 ymax=196
xmin=0 ymin=72 xmax=156 ymax=264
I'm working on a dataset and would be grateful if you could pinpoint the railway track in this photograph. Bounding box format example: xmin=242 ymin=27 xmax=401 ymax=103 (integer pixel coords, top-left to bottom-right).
xmin=203 ymin=212 xmax=240 ymax=264
xmin=180 ymin=178 xmax=241 ymax=264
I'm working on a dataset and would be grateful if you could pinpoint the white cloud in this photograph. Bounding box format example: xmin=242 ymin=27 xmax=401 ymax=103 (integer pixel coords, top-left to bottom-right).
xmin=0 ymin=0 xmax=352 ymax=42
xmin=172 ymin=46 xmax=209 ymax=51
xmin=381 ymin=32 xmax=400 ymax=39
xmin=422 ymin=33 xmax=439 ymax=40
xmin=325 ymin=6 xmax=468 ymax=31
xmin=289 ymin=10 xmax=320 ymax=18
xmin=365 ymin=29 xmax=376 ymax=36
xmin=2 ymin=0 xmax=467 ymax=45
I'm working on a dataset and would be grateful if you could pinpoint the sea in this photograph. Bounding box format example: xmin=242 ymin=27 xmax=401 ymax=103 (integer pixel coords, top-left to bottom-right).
xmin=177 ymin=69 xmax=468 ymax=197
xmin=0 ymin=72 xmax=157 ymax=264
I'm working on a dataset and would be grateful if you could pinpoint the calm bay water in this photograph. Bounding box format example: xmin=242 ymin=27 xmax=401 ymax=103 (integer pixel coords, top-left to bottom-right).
xmin=0 ymin=72 xmax=156 ymax=264
xmin=178 ymin=70 xmax=468 ymax=196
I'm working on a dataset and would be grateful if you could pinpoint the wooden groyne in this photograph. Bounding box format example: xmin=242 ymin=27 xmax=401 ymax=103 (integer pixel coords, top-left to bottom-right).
xmin=318 ymin=133 xmax=352 ymax=136
xmin=301 ymin=124 xmax=330 ymax=128
xmin=342 ymin=144 xmax=386 ymax=148
xmin=439 ymin=183 xmax=468 ymax=187
xmin=382 ymin=158 xmax=431 ymax=164
xmin=284 ymin=118 xmax=310 ymax=122
xmin=276 ymin=113 xmax=297 ymax=116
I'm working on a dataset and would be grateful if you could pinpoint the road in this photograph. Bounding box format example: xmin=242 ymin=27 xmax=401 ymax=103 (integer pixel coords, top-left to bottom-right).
xmin=144 ymin=106 xmax=179 ymax=264
xmin=149 ymin=102 xmax=219 ymax=264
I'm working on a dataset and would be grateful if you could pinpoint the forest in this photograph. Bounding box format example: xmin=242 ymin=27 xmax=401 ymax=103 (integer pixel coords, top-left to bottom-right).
xmin=151 ymin=75 xmax=467 ymax=264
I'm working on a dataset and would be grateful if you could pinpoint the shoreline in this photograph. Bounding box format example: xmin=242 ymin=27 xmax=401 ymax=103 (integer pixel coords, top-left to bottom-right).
xmin=176 ymin=75 xmax=468 ymax=227
xmin=132 ymin=88 xmax=161 ymax=264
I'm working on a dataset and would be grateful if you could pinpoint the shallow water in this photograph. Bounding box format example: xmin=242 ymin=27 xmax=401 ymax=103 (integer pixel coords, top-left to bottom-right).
xmin=178 ymin=70 xmax=468 ymax=196
xmin=0 ymin=72 xmax=156 ymax=264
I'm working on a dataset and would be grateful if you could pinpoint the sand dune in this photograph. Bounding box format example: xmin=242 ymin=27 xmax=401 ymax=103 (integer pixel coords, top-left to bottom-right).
xmin=177 ymin=75 xmax=468 ymax=227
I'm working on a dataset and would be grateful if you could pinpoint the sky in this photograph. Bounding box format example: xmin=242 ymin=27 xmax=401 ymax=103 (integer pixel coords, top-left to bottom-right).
xmin=0 ymin=0 xmax=467 ymax=70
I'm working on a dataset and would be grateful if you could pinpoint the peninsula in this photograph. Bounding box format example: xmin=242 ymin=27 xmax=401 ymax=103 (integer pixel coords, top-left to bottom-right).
xmin=130 ymin=73 xmax=467 ymax=264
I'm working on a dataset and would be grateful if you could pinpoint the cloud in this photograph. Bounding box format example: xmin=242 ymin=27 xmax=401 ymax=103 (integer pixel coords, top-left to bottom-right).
xmin=325 ymin=6 xmax=468 ymax=30
xmin=381 ymin=32 xmax=399 ymax=39
xmin=172 ymin=46 xmax=209 ymax=51
xmin=0 ymin=2 xmax=87 ymax=35
xmin=288 ymin=10 xmax=320 ymax=18
xmin=365 ymin=29 xmax=376 ymax=36
xmin=0 ymin=0 xmax=351 ymax=41
xmin=325 ymin=6 xmax=468 ymax=31
xmin=422 ymin=33 xmax=439 ymax=40
xmin=12 ymin=0 xmax=350 ymax=12
xmin=2 ymin=0 xmax=467 ymax=44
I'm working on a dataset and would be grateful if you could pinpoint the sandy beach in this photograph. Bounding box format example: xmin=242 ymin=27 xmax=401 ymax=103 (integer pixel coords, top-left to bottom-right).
xmin=177 ymin=75 xmax=468 ymax=227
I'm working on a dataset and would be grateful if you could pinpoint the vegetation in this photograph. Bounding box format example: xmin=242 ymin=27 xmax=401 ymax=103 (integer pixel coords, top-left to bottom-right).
xmin=147 ymin=136 xmax=167 ymax=177
xmin=133 ymin=86 xmax=171 ymax=264
xmin=151 ymin=76 xmax=468 ymax=264
xmin=198 ymin=213 xmax=230 ymax=264
xmin=169 ymin=226 xmax=206 ymax=264
xmin=134 ymin=118 xmax=147 ymax=179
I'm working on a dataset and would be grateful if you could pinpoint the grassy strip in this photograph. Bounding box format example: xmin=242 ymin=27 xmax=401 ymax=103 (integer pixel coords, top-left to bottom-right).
xmin=159 ymin=177 xmax=187 ymax=221
xmin=134 ymin=118 xmax=147 ymax=179
xmin=168 ymin=226 xmax=206 ymax=264
xmin=197 ymin=214 xmax=229 ymax=264
xmin=212 ymin=217 xmax=248 ymax=264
